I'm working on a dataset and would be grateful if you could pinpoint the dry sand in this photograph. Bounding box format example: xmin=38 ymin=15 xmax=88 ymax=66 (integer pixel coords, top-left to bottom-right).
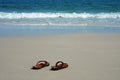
xmin=0 ymin=33 xmax=120 ymax=80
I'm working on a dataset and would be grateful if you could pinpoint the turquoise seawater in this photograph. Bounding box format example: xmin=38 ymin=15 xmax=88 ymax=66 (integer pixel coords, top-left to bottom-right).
xmin=0 ymin=0 xmax=120 ymax=36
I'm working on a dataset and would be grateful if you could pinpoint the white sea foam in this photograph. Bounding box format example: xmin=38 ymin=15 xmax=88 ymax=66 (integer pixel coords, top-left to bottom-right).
xmin=0 ymin=12 xmax=120 ymax=27
xmin=0 ymin=12 xmax=120 ymax=19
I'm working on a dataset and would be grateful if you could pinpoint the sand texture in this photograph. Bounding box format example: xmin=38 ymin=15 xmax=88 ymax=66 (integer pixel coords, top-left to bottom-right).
xmin=0 ymin=33 xmax=120 ymax=80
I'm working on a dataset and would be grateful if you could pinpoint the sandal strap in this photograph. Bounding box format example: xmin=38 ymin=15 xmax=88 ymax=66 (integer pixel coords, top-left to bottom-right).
xmin=55 ymin=61 xmax=64 ymax=67
xmin=37 ymin=60 xmax=48 ymax=65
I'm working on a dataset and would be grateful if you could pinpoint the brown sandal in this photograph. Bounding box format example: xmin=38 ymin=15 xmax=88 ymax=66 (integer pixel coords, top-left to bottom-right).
xmin=31 ymin=60 xmax=49 ymax=70
xmin=51 ymin=61 xmax=68 ymax=71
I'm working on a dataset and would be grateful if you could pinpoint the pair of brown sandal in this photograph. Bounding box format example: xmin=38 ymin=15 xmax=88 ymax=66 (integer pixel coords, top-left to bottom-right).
xmin=31 ymin=60 xmax=68 ymax=71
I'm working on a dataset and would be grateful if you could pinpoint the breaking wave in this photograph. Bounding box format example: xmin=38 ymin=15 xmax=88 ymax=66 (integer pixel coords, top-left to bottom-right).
xmin=0 ymin=12 xmax=120 ymax=19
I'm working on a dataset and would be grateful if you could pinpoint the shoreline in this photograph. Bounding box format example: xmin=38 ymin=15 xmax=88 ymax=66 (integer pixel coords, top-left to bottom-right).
xmin=0 ymin=25 xmax=120 ymax=37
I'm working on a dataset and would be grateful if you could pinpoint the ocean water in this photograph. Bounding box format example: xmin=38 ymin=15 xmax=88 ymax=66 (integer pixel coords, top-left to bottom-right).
xmin=0 ymin=0 xmax=120 ymax=36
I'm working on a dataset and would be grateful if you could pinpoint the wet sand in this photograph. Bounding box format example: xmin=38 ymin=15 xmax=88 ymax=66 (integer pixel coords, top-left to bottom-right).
xmin=0 ymin=33 xmax=120 ymax=80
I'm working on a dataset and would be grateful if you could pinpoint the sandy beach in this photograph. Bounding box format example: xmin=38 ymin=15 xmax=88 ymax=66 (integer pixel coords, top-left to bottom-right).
xmin=0 ymin=33 xmax=120 ymax=80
